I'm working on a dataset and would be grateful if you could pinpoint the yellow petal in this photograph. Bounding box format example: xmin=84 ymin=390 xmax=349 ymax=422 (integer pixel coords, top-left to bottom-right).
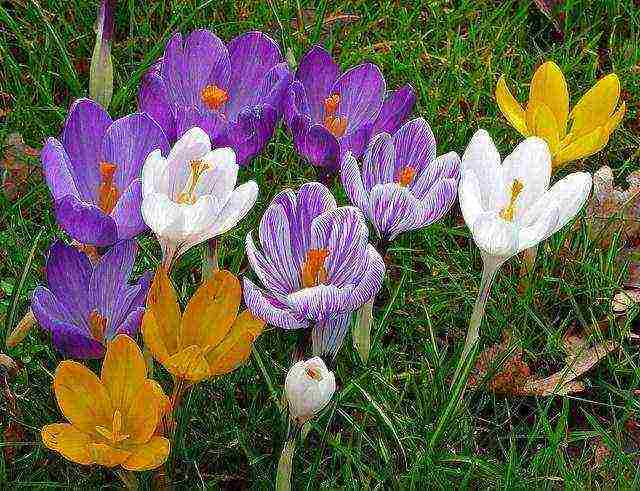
xmin=42 ymin=423 xmax=93 ymax=465
xmin=570 ymin=73 xmax=621 ymax=138
xmin=605 ymin=100 xmax=626 ymax=135
xmin=124 ymin=380 xmax=168 ymax=444
xmin=147 ymin=379 xmax=171 ymax=419
xmin=166 ymin=345 xmax=210 ymax=382
xmin=528 ymin=103 xmax=561 ymax=155
xmin=122 ymin=436 xmax=170 ymax=471
xmin=495 ymin=76 xmax=528 ymax=135
xmin=89 ymin=443 xmax=131 ymax=468
xmin=553 ymin=127 xmax=608 ymax=168
xmin=205 ymin=310 xmax=265 ymax=377
xmin=180 ymin=270 xmax=241 ymax=350
xmin=527 ymin=61 xmax=569 ymax=135
xmin=143 ymin=269 xmax=181 ymax=361
xmin=101 ymin=335 xmax=146 ymax=413
xmin=54 ymin=361 xmax=112 ymax=433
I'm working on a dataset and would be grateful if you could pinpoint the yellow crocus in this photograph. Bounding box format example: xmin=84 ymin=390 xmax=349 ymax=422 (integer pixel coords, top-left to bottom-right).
xmin=142 ymin=268 xmax=265 ymax=384
xmin=41 ymin=335 xmax=170 ymax=470
xmin=496 ymin=61 xmax=625 ymax=170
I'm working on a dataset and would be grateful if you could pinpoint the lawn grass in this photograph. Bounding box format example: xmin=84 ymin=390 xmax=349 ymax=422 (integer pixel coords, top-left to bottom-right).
xmin=1 ymin=0 xmax=640 ymax=487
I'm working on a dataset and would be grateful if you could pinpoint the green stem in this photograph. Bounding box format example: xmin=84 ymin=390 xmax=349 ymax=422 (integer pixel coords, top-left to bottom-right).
xmin=202 ymin=238 xmax=219 ymax=280
xmin=276 ymin=437 xmax=296 ymax=491
xmin=353 ymin=297 xmax=374 ymax=363
xmin=429 ymin=255 xmax=502 ymax=450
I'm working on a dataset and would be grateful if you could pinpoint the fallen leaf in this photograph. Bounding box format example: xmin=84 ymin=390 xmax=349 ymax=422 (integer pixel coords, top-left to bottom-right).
xmin=5 ymin=308 xmax=36 ymax=348
xmin=1 ymin=133 xmax=42 ymax=201
xmin=612 ymin=289 xmax=640 ymax=314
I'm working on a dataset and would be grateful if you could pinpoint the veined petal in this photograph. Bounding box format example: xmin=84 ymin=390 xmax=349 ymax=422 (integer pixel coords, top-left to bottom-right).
xmin=370 ymin=84 xmax=416 ymax=137
xmin=42 ymin=423 xmax=93 ymax=465
xmin=361 ymin=132 xmax=394 ymax=191
xmin=124 ymin=380 xmax=166 ymax=444
xmin=101 ymin=335 xmax=146 ymax=413
xmin=42 ymin=138 xmax=80 ymax=201
xmin=553 ymin=127 xmax=608 ymax=168
xmin=242 ymin=278 xmax=307 ymax=330
xmin=165 ymin=345 xmax=210 ymax=382
xmin=527 ymin=103 xmax=561 ymax=156
xmin=143 ymin=269 xmax=181 ymax=361
xmin=605 ymin=101 xmax=626 ymax=135
xmin=340 ymin=151 xmax=369 ymax=212
xmin=295 ymin=45 xmax=340 ymax=123
xmin=416 ymin=177 xmax=458 ymax=228
xmin=526 ymin=61 xmax=569 ymax=136
xmin=122 ymin=437 xmax=170 ymax=471
xmin=89 ymin=443 xmax=131 ymax=467
xmin=181 ymin=270 xmax=241 ymax=350
xmin=347 ymin=244 xmax=385 ymax=310
xmin=55 ymin=195 xmax=118 ymax=247
xmin=495 ymin=76 xmax=528 ymax=135
xmin=246 ymin=231 xmax=295 ymax=296
xmin=411 ymin=151 xmax=460 ymax=200
xmin=570 ymin=73 xmax=621 ymax=138
xmin=470 ymin=212 xmax=519 ymax=259
xmin=205 ymin=310 xmax=265 ymax=377
xmin=111 ymin=180 xmax=147 ymax=240
xmin=287 ymin=284 xmax=353 ymax=321
xmin=54 ymin=361 xmax=112 ymax=433
xmin=368 ymin=183 xmax=422 ymax=241
xmin=312 ymin=313 xmax=352 ymax=359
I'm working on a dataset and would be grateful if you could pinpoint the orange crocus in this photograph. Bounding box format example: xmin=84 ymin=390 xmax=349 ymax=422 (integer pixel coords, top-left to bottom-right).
xmin=41 ymin=335 xmax=170 ymax=470
xmin=142 ymin=268 xmax=265 ymax=383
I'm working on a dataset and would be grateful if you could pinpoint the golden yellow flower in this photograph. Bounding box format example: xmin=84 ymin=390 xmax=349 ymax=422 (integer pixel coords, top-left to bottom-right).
xmin=41 ymin=335 xmax=170 ymax=471
xmin=142 ymin=268 xmax=265 ymax=383
xmin=496 ymin=61 xmax=625 ymax=170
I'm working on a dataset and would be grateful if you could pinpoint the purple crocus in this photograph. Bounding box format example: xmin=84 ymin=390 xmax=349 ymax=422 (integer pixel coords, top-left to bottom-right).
xmin=243 ymin=182 xmax=385 ymax=357
xmin=340 ymin=118 xmax=460 ymax=243
xmin=41 ymin=98 xmax=169 ymax=247
xmin=138 ymin=30 xmax=292 ymax=166
xmin=31 ymin=240 xmax=151 ymax=359
xmin=284 ymin=45 xmax=415 ymax=172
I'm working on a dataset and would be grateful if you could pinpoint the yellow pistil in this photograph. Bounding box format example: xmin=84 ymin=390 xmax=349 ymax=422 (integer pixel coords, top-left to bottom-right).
xmin=97 ymin=162 xmax=119 ymax=214
xmin=201 ymin=84 xmax=229 ymax=111
xmin=323 ymin=94 xmax=348 ymax=138
xmin=397 ymin=166 xmax=417 ymax=187
xmin=305 ymin=366 xmax=323 ymax=381
xmin=499 ymin=179 xmax=525 ymax=222
xmin=301 ymin=248 xmax=330 ymax=288
xmin=95 ymin=410 xmax=130 ymax=444
xmin=176 ymin=159 xmax=210 ymax=205
xmin=88 ymin=309 xmax=108 ymax=343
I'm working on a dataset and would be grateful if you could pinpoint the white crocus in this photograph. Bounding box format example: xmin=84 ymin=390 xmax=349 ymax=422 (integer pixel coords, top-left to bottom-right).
xmin=284 ymin=357 xmax=336 ymax=425
xmin=141 ymin=127 xmax=258 ymax=270
xmin=431 ymin=130 xmax=592 ymax=449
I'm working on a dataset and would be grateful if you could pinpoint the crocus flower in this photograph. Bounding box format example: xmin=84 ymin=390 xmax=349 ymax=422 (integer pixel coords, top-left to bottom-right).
xmin=141 ymin=127 xmax=258 ymax=270
xmin=41 ymin=98 xmax=169 ymax=247
xmin=42 ymin=335 xmax=170 ymax=470
xmin=138 ymin=30 xmax=292 ymax=166
xmin=31 ymin=240 xmax=151 ymax=359
xmin=142 ymin=268 xmax=264 ymax=383
xmin=341 ymin=117 xmax=460 ymax=242
xmin=285 ymin=45 xmax=415 ymax=172
xmin=459 ymin=130 xmax=592 ymax=260
xmin=284 ymin=356 xmax=336 ymax=425
xmin=243 ymin=182 xmax=385 ymax=357
xmin=496 ymin=61 xmax=625 ymax=170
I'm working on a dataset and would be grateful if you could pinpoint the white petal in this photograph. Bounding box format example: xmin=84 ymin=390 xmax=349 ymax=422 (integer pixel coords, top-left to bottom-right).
xmin=141 ymin=149 xmax=166 ymax=198
xmin=196 ymin=147 xmax=238 ymax=204
xmin=181 ymin=194 xmax=221 ymax=236
xmin=461 ymin=129 xmax=506 ymax=211
xmin=210 ymin=181 xmax=259 ymax=236
xmin=470 ymin=212 xmax=519 ymax=259
xmin=141 ymin=192 xmax=184 ymax=240
xmin=501 ymin=136 xmax=552 ymax=221
xmin=517 ymin=202 xmax=559 ymax=251
xmin=163 ymin=127 xmax=212 ymax=199
xmin=458 ymin=170 xmax=484 ymax=229
xmin=340 ymin=151 xmax=369 ymax=212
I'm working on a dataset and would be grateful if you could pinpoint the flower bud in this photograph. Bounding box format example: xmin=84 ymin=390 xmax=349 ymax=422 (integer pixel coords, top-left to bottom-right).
xmin=284 ymin=357 xmax=335 ymax=425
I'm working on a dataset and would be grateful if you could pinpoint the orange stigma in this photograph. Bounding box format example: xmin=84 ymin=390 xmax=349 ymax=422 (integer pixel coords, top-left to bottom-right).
xmin=201 ymin=84 xmax=229 ymax=111
xmin=397 ymin=166 xmax=417 ymax=187
xmin=323 ymin=93 xmax=347 ymax=138
xmin=305 ymin=366 xmax=323 ymax=381
xmin=499 ymin=179 xmax=525 ymax=222
xmin=301 ymin=248 xmax=330 ymax=288
xmin=88 ymin=309 xmax=108 ymax=343
xmin=98 ymin=162 xmax=119 ymax=214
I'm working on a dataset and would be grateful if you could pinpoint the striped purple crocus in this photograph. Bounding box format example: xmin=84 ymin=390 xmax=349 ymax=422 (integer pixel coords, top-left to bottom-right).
xmin=340 ymin=118 xmax=460 ymax=243
xmin=243 ymin=182 xmax=385 ymax=358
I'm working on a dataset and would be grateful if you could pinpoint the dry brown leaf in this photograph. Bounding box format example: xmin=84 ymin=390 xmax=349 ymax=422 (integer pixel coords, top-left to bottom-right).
xmin=5 ymin=308 xmax=36 ymax=348
xmin=1 ymin=133 xmax=42 ymax=201
xmin=612 ymin=289 xmax=640 ymax=314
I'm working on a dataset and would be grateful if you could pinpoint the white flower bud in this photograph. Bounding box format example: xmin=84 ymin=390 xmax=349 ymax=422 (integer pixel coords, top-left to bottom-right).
xmin=284 ymin=357 xmax=336 ymax=425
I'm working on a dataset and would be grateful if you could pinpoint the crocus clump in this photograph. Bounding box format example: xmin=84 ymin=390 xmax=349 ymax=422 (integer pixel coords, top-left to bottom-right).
xmin=141 ymin=127 xmax=258 ymax=270
xmin=341 ymin=117 xmax=460 ymax=242
xmin=496 ymin=61 xmax=625 ymax=170
xmin=42 ymin=335 xmax=170 ymax=470
xmin=138 ymin=30 xmax=292 ymax=166
xmin=31 ymin=240 xmax=151 ymax=358
xmin=41 ymin=98 xmax=169 ymax=247
xmin=142 ymin=268 xmax=265 ymax=383
xmin=285 ymin=45 xmax=415 ymax=172
xmin=243 ymin=182 xmax=385 ymax=357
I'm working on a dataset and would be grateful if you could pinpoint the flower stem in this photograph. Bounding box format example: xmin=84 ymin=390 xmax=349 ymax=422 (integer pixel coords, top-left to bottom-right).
xmin=353 ymin=297 xmax=374 ymax=363
xmin=276 ymin=437 xmax=296 ymax=491
xmin=202 ymin=238 xmax=219 ymax=280
xmin=429 ymin=255 xmax=502 ymax=450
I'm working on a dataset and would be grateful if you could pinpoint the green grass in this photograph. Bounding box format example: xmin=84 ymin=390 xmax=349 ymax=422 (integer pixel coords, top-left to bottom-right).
xmin=1 ymin=0 xmax=640 ymax=487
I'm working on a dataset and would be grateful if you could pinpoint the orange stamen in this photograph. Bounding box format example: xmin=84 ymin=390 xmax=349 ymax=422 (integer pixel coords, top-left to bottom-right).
xmin=499 ymin=179 xmax=525 ymax=222
xmin=95 ymin=410 xmax=130 ymax=444
xmin=301 ymin=248 xmax=330 ymax=288
xmin=176 ymin=159 xmax=210 ymax=205
xmin=305 ymin=367 xmax=323 ymax=381
xmin=201 ymin=84 xmax=229 ymax=111
xmin=98 ymin=162 xmax=119 ymax=214
xmin=323 ymin=93 xmax=348 ymax=138
xmin=397 ymin=166 xmax=417 ymax=187
xmin=88 ymin=309 xmax=108 ymax=343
